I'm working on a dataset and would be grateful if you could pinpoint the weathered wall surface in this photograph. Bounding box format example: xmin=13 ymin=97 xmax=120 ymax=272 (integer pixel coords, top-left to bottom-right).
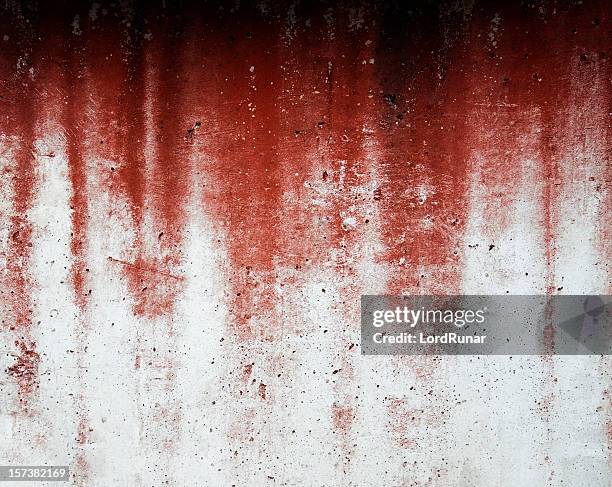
xmin=0 ymin=1 xmax=610 ymax=485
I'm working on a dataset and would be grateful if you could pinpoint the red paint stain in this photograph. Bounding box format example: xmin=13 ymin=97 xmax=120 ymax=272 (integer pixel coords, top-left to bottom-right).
xmin=76 ymin=418 xmax=90 ymax=445
xmin=150 ymin=17 xmax=192 ymax=246
xmin=110 ymin=7 xmax=194 ymax=320
xmin=0 ymin=10 xmax=39 ymax=408
xmin=7 ymin=340 xmax=40 ymax=396
xmin=66 ymin=5 xmax=190 ymax=320
xmin=72 ymin=453 xmax=90 ymax=487
xmin=5 ymin=219 xmax=34 ymax=329
xmin=0 ymin=1 xmax=607 ymax=480
xmin=460 ymin=4 xmax=611 ymax=472
xmin=331 ymin=403 xmax=354 ymax=433
xmin=374 ymin=2 xmax=472 ymax=294
xmin=64 ymin=60 xmax=89 ymax=311
xmin=199 ymin=10 xmax=286 ymax=340
xmin=242 ymin=363 xmax=253 ymax=382
xmin=109 ymin=255 xmax=184 ymax=319
xmin=258 ymin=382 xmax=267 ymax=400
xmin=116 ymin=24 xmax=147 ymax=229
xmin=466 ymin=1 xmax=609 ymax=273
xmin=105 ymin=16 xmax=187 ymax=318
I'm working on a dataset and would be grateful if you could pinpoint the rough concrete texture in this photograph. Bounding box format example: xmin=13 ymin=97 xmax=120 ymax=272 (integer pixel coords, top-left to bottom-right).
xmin=0 ymin=0 xmax=610 ymax=485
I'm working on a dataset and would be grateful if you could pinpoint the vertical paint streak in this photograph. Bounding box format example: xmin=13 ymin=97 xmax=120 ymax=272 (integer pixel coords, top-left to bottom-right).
xmin=112 ymin=4 xmax=190 ymax=320
xmin=0 ymin=10 xmax=38 ymax=406
xmin=194 ymin=7 xmax=287 ymax=478
xmin=116 ymin=15 xmax=154 ymax=316
xmin=374 ymin=2 xmax=471 ymax=294
xmin=467 ymin=3 xmax=612 ymax=477
xmin=64 ymin=53 xmax=89 ymax=312
xmin=372 ymin=5 xmax=473 ymax=479
xmin=63 ymin=35 xmax=92 ymax=487
xmin=118 ymin=13 xmax=147 ymax=228
xmin=141 ymin=7 xmax=191 ymax=319
xmin=312 ymin=5 xmax=381 ymax=475
xmin=6 ymin=340 xmax=39 ymax=395
xmin=212 ymin=13 xmax=284 ymax=341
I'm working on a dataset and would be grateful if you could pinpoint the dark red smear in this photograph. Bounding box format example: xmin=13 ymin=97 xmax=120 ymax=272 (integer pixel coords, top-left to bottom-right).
xmin=151 ymin=10 xmax=191 ymax=238
xmin=66 ymin=3 xmax=190 ymax=319
xmin=318 ymin=7 xmax=374 ymax=271
xmin=466 ymin=1 xmax=610 ymax=348
xmin=63 ymin=47 xmax=89 ymax=311
xmin=195 ymin=5 xmax=285 ymax=339
xmin=0 ymin=40 xmax=35 ymax=327
xmin=117 ymin=14 xmax=147 ymax=228
xmin=0 ymin=7 xmax=38 ymax=404
xmin=374 ymin=2 xmax=471 ymax=294
xmin=197 ymin=2 xmax=375 ymax=340
xmin=125 ymin=8 xmax=192 ymax=319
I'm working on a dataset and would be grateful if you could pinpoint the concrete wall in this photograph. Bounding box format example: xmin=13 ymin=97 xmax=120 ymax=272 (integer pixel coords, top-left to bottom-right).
xmin=0 ymin=1 xmax=610 ymax=485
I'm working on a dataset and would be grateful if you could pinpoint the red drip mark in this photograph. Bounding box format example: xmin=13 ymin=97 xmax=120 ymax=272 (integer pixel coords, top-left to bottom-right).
xmin=320 ymin=57 xmax=370 ymax=257
xmin=66 ymin=144 xmax=88 ymax=310
xmin=196 ymin=6 xmax=336 ymax=339
xmin=6 ymin=217 xmax=34 ymax=330
xmin=111 ymin=21 xmax=152 ymax=319
xmin=64 ymin=43 xmax=89 ymax=311
xmin=108 ymin=255 xmax=184 ymax=319
xmin=7 ymin=340 xmax=40 ymax=396
xmin=72 ymin=453 xmax=90 ymax=487
xmin=110 ymin=12 xmax=191 ymax=320
xmin=117 ymin=38 xmax=146 ymax=228
xmin=60 ymin=6 xmax=189 ymax=321
xmin=374 ymin=3 xmax=471 ymax=293
xmin=152 ymin=39 xmax=191 ymax=242
xmin=258 ymin=383 xmax=267 ymax=400
xmin=1 ymin=30 xmax=38 ymax=407
xmin=331 ymin=404 xmax=354 ymax=434
xmin=76 ymin=417 xmax=90 ymax=445
xmin=540 ymin=101 xmax=560 ymax=355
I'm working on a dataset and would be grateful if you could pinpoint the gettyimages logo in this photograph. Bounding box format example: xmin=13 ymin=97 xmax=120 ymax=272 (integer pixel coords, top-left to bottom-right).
xmin=371 ymin=306 xmax=487 ymax=328
xmin=361 ymin=295 xmax=611 ymax=355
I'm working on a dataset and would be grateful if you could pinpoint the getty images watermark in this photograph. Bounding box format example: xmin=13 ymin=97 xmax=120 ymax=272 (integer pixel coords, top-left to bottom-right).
xmin=361 ymin=295 xmax=611 ymax=355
